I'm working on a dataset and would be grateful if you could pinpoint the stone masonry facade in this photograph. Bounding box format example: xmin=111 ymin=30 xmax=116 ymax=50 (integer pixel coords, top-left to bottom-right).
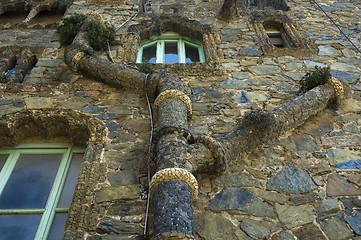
xmin=0 ymin=0 xmax=360 ymax=239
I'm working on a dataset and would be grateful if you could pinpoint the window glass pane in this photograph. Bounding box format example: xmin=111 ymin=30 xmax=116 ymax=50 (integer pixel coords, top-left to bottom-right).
xmin=164 ymin=41 xmax=178 ymax=63
xmin=0 ymin=154 xmax=8 ymax=171
xmin=0 ymin=154 xmax=62 ymax=209
xmin=0 ymin=214 xmax=42 ymax=240
xmin=142 ymin=43 xmax=156 ymax=63
xmin=57 ymin=154 xmax=83 ymax=208
xmin=47 ymin=213 xmax=68 ymax=240
xmin=185 ymin=43 xmax=200 ymax=63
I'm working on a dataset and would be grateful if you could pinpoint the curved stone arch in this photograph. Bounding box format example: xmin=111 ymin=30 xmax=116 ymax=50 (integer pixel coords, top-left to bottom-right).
xmin=128 ymin=15 xmax=213 ymax=42
xmin=0 ymin=109 xmax=106 ymax=147
xmin=0 ymin=109 xmax=108 ymax=237
xmin=128 ymin=15 xmax=220 ymax=68
xmin=251 ymin=13 xmax=316 ymax=56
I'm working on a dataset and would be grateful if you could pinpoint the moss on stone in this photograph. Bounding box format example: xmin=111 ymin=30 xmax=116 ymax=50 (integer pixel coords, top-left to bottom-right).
xmin=299 ymin=66 xmax=331 ymax=93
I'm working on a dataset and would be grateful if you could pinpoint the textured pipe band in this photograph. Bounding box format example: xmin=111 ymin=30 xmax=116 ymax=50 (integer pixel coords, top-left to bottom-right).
xmin=150 ymin=168 xmax=198 ymax=200
xmin=152 ymin=231 xmax=195 ymax=240
xmin=153 ymin=181 xmax=194 ymax=239
xmin=153 ymin=125 xmax=195 ymax=144
xmin=154 ymin=90 xmax=192 ymax=115
xmin=71 ymin=51 xmax=86 ymax=72
xmin=196 ymin=135 xmax=227 ymax=174
xmin=328 ymin=77 xmax=344 ymax=104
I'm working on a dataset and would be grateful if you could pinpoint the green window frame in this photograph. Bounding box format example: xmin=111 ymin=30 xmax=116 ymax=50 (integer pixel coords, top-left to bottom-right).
xmin=0 ymin=143 xmax=85 ymax=240
xmin=136 ymin=33 xmax=205 ymax=64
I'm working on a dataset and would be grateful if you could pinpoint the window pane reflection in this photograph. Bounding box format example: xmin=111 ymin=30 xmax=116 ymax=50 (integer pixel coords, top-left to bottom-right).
xmin=185 ymin=43 xmax=200 ymax=63
xmin=164 ymin=41 xmax=178 ymax=63
xmin=57 ymin=154 xmax=83 ymax=208
xmin=47 ymin=213 xmax=68 ymax=240
xmin=0 ymin=154 xmax=61 ymax=209
xmin=0 ymin=214 xmax=41 ymax=240
xmin=0 ymin=154 xmax=7 ymax=172
xmin=142 ymin=44 xmax=156 ymax=63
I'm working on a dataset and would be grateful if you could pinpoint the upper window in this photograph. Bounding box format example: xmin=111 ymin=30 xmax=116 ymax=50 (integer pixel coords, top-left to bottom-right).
xmin=136 ymin=33 xmax=205 ymax=64
xmin=0 ymin=144 xmax=84 ymax=240
xmin=265 ymin=28 xmax=289 ymax=48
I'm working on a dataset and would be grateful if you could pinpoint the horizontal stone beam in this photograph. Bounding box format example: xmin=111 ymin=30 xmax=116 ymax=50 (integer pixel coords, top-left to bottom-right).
xmin=220 ymin=84 xmax=336 ymax=162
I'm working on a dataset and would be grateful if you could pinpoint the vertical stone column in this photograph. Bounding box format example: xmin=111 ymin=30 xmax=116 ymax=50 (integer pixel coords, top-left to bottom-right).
xmin=151 ymin=88 xmax=197 ymax=240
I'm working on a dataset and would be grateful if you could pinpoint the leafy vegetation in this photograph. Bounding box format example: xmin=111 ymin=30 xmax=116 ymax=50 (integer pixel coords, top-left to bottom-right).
xmin=84 ymin=19 xmax=117 ymax=51
xmin=57 ymin=14 xmax=117 ymax=51
xmin=78 ymin=46 xmax=96 ymax=56
xmin=299 ymin=66 xmax=331 ymax=93
xmin=57 ymin=14 xmax=86 ymax=46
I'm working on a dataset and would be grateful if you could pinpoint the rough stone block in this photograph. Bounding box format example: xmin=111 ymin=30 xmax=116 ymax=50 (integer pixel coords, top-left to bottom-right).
xmin=95 ymin=185 xmax=140 ymax=202
xmin=326 ymin=174 xmax=361 ymax=197
xmin=320 ymin=216 xmax=354 ymax=240
xmin=267 ymin=165 xmax=316 ymax=194
xmin=275 ymin=204 xmax=314 ymax=229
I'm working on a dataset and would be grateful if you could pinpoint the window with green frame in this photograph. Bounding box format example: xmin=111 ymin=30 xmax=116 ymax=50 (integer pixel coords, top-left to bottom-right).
xmin=0 ymin=144 xmax=85 ymax=240
xmin=136 ymin=33 xmax=205 ymax=64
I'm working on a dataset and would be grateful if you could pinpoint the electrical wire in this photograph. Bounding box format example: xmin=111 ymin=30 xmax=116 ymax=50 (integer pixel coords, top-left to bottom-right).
xmin=115 ymin=12 xmax=138 ymax=31
xmin=311 ymin=0 xmax=361 ymax=54
xmin=143 ymin=73 xmax=154 ymax=237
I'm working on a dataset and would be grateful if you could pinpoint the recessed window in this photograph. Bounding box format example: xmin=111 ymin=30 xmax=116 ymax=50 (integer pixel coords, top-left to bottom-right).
xmin=0 ymin=144 xmax=84 ymax=240
xmin=266 ymin=29 xmax=289 ymax=48
xmin=136 ymin=33 xmax=205 ymax=64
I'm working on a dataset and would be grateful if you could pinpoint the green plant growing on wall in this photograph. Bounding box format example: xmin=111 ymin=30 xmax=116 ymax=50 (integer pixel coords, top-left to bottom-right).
xmin=78 ymin=46 xmax=96 ymax=57
xmin=299 ymin=66 xmax=331 ymax=93
xmin=57 ymin=13 xmax=86 ymax=46
xmin=84 ymin=19 xmax=117 ymax=51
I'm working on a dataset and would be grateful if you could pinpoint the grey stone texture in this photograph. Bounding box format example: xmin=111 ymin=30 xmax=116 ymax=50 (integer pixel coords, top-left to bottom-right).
xmin=194 ymin=212 xmax=251 ymax=240
xmin=292 ymin=224 xmax=327 ymax=240
xmin=316 ymin=199 xmax=341 ymax=217
xmin=346 ymin=210 xmax=361 ymax=235
xmin=326 ymin=174 xmax=361 ymax=197
xmin=275 ymin=204 xmax=314 ymax=229
xmin=0 ymin=0 xmax=361 ymax=239
xmin=320 ymin=217 xmax=355 ymax=240
xmin=208 ymin=187 xmax=276 ymax=218
xmin=267 ymin=165 xmax=317 ymax=194
xmin=272 ymin=231 xmax=295 ymax=240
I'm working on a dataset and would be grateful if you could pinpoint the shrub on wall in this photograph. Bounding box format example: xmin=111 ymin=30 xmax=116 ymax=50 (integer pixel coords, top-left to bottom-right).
xmin=57 ymin=14 xmax=117 ymax=51
xmin=84 ymin=19 xmax=117 ymax=51
xmin=299 ymin=66 xmax=331 ymax=93
xmin=57 ymin=13 xmax=86 ymax=46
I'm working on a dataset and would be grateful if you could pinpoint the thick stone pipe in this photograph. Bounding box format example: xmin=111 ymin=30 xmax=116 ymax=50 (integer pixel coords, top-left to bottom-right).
xmin=150 ymin=76 xmax=197 ymax=239
xmin=62 ymin=15 xmax=217 ymax=240
xmin=219 ymin=83 xmax=337 ymax=163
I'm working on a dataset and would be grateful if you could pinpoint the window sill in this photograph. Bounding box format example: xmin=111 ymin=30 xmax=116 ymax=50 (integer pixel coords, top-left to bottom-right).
xmin=135 ymin=62 xmax=221 ymax=76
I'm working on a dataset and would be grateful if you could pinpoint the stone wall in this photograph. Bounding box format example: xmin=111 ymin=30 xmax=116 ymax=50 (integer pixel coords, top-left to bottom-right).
xmin=0 ymin=0 xmax=360 ymax=239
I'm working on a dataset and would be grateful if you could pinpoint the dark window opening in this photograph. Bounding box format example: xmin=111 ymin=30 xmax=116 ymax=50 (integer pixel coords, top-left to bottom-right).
xmin=28 ymin=9 xmax=66 ymax=26
xmin=185 ymin=43 xmax=200 ymax=63
xmin=266 ymin=29 xmax=289 ymax=48
xmin=0 ymin=9 xmax=29 ymax=26
xmin=142 ymin=43 xmax=157 ymax=63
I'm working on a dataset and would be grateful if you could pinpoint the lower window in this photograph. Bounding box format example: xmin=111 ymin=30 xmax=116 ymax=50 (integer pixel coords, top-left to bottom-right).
xmin=0 ymin=144 xmax=84 ymax=240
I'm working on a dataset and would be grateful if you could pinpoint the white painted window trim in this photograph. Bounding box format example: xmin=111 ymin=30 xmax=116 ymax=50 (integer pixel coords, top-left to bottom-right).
xmin=136 ymin=33 xmax=205 ymax=63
